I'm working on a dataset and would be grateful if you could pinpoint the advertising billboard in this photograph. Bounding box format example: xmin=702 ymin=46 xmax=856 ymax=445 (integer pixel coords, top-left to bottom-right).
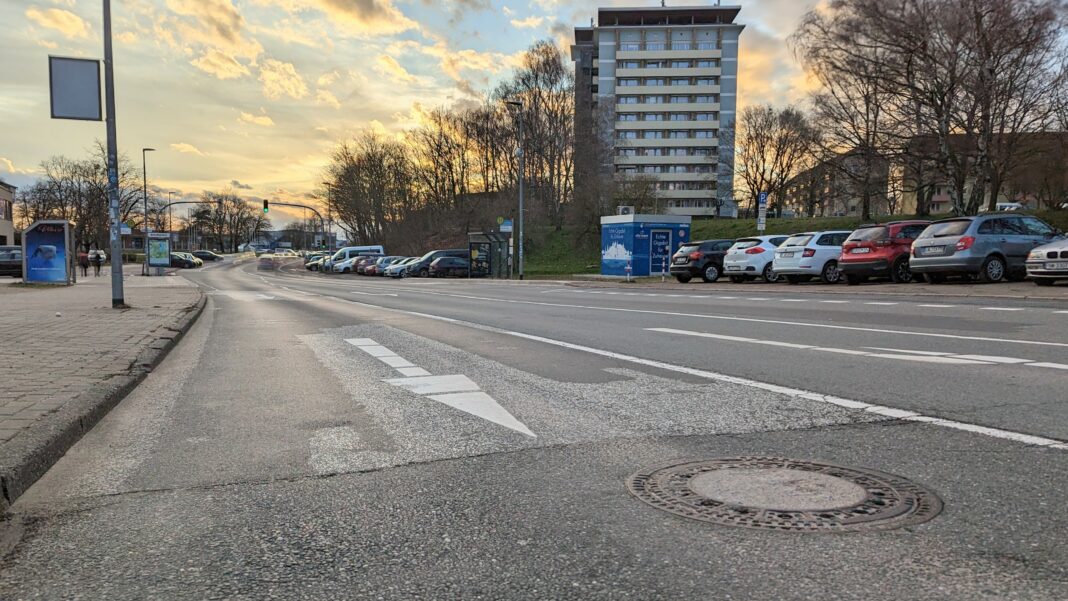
xmin=147 ymin=232 xmax=171 ymax=267
xmin=23 ymin=220 xmax=73 ymax=284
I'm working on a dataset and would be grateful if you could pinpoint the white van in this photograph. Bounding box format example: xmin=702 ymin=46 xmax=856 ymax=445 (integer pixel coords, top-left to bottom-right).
xmin=323 ymin=245 xmax=385 ymax=272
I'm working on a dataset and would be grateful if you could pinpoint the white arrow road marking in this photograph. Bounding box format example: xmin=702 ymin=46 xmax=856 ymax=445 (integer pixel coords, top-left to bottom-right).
xmin=427 ymin=392 xmax=536 ymax=437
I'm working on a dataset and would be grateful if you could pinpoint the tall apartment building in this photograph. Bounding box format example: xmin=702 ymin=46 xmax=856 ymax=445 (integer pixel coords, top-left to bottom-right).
xmin=572 ymin=4 xmax=743 ymax=218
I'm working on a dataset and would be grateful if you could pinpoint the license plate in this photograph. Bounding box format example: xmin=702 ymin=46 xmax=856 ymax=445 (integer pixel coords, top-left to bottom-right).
xmin=850 ymin=247 xmax=871 ymax=254
xmin=779 ymin=252 xmax=794 ymax=258
xmin=920 ymin=246 xmax=944 ymax=256
xmin=673 ymin=257 xmax=687 ymax=264
xmin=1045 ymin=262 xmax=1068 ymax=270
xmin=726 ymin=265 xmax=742 ymax=271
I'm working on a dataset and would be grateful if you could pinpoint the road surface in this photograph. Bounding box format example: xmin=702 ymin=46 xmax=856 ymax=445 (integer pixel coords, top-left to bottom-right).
xmin=2 ymin=258 xmax=1066 ymax=600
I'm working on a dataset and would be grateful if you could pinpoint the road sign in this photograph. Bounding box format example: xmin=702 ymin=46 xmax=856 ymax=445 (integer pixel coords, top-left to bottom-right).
xmin=757 ymin=192 xmax=768 ymax=232
xmin=497 ymin=216 xmax=504 ymax=225
xmin=49 ymin=56 xmax=101 ymax=121
xmin=500 ymin=219 xmax=513 ymax=233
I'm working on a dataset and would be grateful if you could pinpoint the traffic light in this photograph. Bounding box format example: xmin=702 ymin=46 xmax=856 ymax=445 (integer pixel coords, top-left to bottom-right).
xmin=263 ymin=199 xmax=269 ymax=214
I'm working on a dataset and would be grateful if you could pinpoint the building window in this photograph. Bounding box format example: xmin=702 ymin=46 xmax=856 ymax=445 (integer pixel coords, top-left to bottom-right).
xmin=618 ymin=96 xmax=640 ymax=104
xmin=696 ymin=41 xmax=718 ymax=50
xmin=620 ymin=43 xmax=640 ymax=51
xmin=695 ymin=78 xmax=719 ymax=86
xmin=694 ymin=112 xmax=716 ymax=121
xmin=617 ymin=113 xmax=638 ymax=121
xmin=668 ymin=130 xmax=689 ymax=139
xmin=646 ymin=42 xmax=666 ymax=50
xmin=696 ymin=59 xmax=719 ymax=68
xmin=644 ymin=95 xmax=664 ymax=104
xmin=672 ymin=41 xmax=692 ymax=50
xmin=643 ymin=113 xmax=664 ymax=121
xmin=618 ymin=148 xmax=639 ymax=156
xmin=670 ymin=78 xmax=690 ymax=86
xmin=618 ymin=131 xmax=638 ymax=139
xmin=618 ymin=61 xmax=639 ymax=69
xmin=644 ymin=78 xmax=665 ymax=86
xmin=667 ymin=148 xmax=688 ymax=156
xmin=642 ymin=131 xmax=663 ymax=139
xmin=616 ymin=166 xmax=637 ymax=174
xmin=643 ymin=148 xmax=666 ymax=156
xmin=694 ymin=130 xmax=715 ymax=138
xmin=694 ymin=95 xmax=718 ymax=104
xmin=670 ymin=60 xmax=691 ymax=68
xmin=645 ymin=61 xmax=663 ymax=69
xmin=669 ymin=113 xmax=689 ymax=121
xmin=669 ymin=95 xmax=690 ymax=104
xmin=618 ymin=78 xmax=639 ymax=87
xmin=693 ymin=148 xmax=713 ymax=156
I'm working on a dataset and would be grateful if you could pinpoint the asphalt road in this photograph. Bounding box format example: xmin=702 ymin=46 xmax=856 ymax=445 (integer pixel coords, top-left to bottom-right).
xmin=2 ymin=258 xmax=1066 ymax=600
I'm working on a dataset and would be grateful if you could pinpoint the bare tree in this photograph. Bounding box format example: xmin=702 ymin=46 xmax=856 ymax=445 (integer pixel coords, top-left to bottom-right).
xmin=733 ymin=105 xmax=819 ymax=217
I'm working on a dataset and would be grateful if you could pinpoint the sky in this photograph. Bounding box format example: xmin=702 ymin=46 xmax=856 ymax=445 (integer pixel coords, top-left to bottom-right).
xmin=0 ymin=0 xmax=819 ymax=224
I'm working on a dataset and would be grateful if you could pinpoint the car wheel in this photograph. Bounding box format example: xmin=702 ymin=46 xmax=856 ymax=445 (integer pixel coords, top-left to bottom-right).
xmin=701 ymin=263 xmax=721 ymax=283
xmin=820 ymin=261 xmax=842 ymax=284
xmin=845 ymin=274 xmax=866 ymax=286
xmin=762 ymin=263 xmax=779 ymax=283
xmin=1033 ymin=278 xmax=1054 ymax=287
xmin=419 ymin=268 xmax=429 ymax=278
xmin=785 ymin=275 xmax=803 ymax=285
xmin=890 ymin=257 xmax=913 ymax=283
xmin=343 ymin=268 xmax=350 ymax=273
xmin=675 ymin=274 xmax=692 ymax=283
xmin=729 ymin=275 xmax=746 ymax=284
xmin=977 ymin=255 xmax=1005 ymax=283
xmin=926 ymin=273 xmax=947 ymax=284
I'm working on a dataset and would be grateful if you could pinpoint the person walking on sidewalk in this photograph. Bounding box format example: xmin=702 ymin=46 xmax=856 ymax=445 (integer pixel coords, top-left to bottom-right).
xmin=90 ymin=249 xmax=103 ymax=277
xmin=77 ymin=250 xmax=90 ymax=277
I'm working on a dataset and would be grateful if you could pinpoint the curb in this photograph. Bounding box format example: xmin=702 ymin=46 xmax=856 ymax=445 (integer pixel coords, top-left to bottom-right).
xmin=0 ymin=291 xmax=207 ymax=511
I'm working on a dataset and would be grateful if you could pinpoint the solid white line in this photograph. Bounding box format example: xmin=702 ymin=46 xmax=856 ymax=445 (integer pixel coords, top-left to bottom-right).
xmin=865 ymin=347 xmax=954 ymax=356
xmin=1026 ymin=362 xmax=1068 ymax=370
xmin=322 ymin=297 xmax=1068 ymax=449
xmin=1056 ymin=311 xmax=1068 ymax=315
xmin=952 ymin=354 xmax=1031 ymax=364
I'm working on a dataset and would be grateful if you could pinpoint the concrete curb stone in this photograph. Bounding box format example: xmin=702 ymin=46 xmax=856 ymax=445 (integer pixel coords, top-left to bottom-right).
xmin=0 ymin=292 xmax=207 ymax=511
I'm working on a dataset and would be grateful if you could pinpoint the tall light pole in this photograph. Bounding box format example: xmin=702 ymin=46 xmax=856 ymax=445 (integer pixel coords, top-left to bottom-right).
xmin=141 ymin=147 xmax=155 ymax=273
xmin=506 ymin=100 xmax=525 ymax=280
xmin=103 ymin=0 xmax=125 ymax=306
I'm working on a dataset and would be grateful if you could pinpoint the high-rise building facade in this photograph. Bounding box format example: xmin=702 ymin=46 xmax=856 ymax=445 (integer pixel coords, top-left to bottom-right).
xmin=572 ymin=5 xmax=743 ymax=217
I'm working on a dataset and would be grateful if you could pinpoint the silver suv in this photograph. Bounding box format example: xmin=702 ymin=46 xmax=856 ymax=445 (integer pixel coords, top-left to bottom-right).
xmin=910 ymin=214 xmax=1061 ymax=283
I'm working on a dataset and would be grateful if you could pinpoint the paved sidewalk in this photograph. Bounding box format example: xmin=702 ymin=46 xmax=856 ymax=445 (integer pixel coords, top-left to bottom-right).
xmin=0 ymin=267 xmax=204 ymax=508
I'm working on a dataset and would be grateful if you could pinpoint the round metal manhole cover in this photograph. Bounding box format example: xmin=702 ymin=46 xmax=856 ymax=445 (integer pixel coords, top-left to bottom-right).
xmin=626 ymin=457 xmax=943 ymax=532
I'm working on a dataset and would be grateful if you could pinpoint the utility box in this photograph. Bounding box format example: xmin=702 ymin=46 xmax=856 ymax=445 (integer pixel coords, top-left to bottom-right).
xmin=600 ymin=214 xmax=691 ymax=277
xmin=468 ymin=230 xmax=510 ymax=278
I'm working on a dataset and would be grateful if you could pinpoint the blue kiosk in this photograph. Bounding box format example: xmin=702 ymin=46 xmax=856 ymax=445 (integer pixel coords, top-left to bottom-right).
xmin=600 ymin=214 xmax=692 ymax=277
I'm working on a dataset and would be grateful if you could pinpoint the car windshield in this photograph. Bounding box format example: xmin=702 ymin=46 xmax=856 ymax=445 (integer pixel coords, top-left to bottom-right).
xmin=782 ymin=235 xmax=813 ymax=247
xmin=847 ymin=227 xmax=889 ymax=242
xmin=920 ymin=220 xmax=971 ymax=238
xmin=731 ymin=239 xmax=761 ymax=250
xmin=0 ymin=250 xmax=20 ymax=260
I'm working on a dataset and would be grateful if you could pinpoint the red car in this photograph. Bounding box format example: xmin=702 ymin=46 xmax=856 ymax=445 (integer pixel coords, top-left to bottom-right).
xmin=839 ymin=220 xmax=931 ymax=284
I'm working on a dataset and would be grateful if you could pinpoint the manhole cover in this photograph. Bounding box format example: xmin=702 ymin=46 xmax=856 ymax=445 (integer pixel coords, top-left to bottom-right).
xmin=626 ymin=457 xmax=942 ymax=532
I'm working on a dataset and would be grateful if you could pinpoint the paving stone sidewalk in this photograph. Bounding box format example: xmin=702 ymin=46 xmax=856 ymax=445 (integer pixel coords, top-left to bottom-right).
xmin=0 ymin=267 xmax=204 ymax=508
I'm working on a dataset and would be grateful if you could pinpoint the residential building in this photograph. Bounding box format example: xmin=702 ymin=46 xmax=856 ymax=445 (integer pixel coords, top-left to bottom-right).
xmin=0 ymin=180 xmax=15 ymax=245
xmin=572 ymin=4 xmax=743 ymax=218
xmin=782 ymin=151 xmax=891 ymax=217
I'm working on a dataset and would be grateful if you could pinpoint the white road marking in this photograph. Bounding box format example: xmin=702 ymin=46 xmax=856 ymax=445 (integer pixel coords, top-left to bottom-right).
xmin=865 ymin=347 xmax=954 ymax=356
xmin=351 ymin=288 xmax=1068 ymax=349
xmin=396 ymin=366 xmax=432 ymax=377
xmin=819 ymin=300 xmax=850 ymax=304
xmin=427 ymin=392 xmax=536 ymax=437
xmin=746 ymin=297 xmax=771 ymax=301
xmin=981 ymin=307 xmax=1025 ymax=312
xmin=351 ymin=291 xmax=398 ymax=297
xmin=952 ymin=354 xmax=1032 ymax=364
xmin=1056 ymin=311 xmax=1068 ymax=315
xmin=1027 ymin=362 xmax=1068 ymax=370
xmin=378 ymin=356 xmax=416 ymax=369
xmin=357 ymin=345 xmax=397 ymax=358
xmin=779 ymin=299 xmax=807 ymax=302
xmin=385 ymin=374 xmax=482 ymax=395
xmin=865 ymin=302 xmax=899 ymax=306
xmin=918 ymin=304 xmax=956 ymax=308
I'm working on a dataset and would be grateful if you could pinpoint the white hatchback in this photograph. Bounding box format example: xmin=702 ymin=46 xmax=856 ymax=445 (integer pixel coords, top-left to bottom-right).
xmin=772 ymin=231 xmax=851 ymax=284
xmin=723 ymin=235 xmax=790 ymax=283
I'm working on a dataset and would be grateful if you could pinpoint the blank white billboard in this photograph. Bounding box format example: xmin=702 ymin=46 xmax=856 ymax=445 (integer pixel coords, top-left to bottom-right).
xmin=49 ymin=56 xmax=102 ymax=121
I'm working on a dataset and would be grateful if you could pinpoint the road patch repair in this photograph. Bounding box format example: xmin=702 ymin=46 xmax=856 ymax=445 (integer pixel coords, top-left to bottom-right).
xmin=627 ymin=457 xmax=942 ymax=532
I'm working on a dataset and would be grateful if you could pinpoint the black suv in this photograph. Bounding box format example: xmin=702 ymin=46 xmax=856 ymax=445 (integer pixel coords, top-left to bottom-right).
xmin=669 ymin=239 xmax=734 ymax=283
xmin=408 ymin=249 xmax=468 ymax=278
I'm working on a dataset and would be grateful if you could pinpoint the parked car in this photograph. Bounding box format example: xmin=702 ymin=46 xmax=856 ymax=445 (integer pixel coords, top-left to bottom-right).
xmin=0 ymin=246 xmax=23 ymax=277
xmin=385 ymin=257 xmax=418 ymax=278
xmin=355 ymin=255 xmax=382 ymax=274
xmin=723 ymin=236 xmax=789 ymax=283
xmin=407 ymin=249 xmax=469 ymax=278
xmin=172 ymin=253 xmax=199 ymax=269
xmin=839 ymin=221 xmax=931 ymax=285
xmin=322 ymin=245 xmax=385 ymax=272
xmin=371 ymin=256 xmax=404 ymax=276
xmin=429 ymin=256 xmax=470 ymax=278
xmin=177 ymin=252 xmax=203 ymax=267
xmin=910 ymin=214 xmax=1061 ymax=283
xmin=669 ymin=239 xmax=734 ymax=283
xmin=1025 ymin=238 xmax=1068 ymax=286
xmin=191 ymin=250 xmax=223 ymax=262
xmin=773 ymin=231 xmax=851 ymax=284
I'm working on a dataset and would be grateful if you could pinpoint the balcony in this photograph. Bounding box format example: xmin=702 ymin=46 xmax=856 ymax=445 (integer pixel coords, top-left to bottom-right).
xmin=617 ymin=49 xmax=723 ymax=61
xmin=615 ymin=102 xmax=721 ymax=112
xmin=614 ymin=155 xmax=719 ymax=165
xmin=621 ymin=85 xmax=721 ymax=95
xmin=615 ymin=138 xmax=719 ymax=147
xmin=615 ymin=120 xmax=721 ymax=130
xmin=615 ymin=68 xmax=721 ymax=77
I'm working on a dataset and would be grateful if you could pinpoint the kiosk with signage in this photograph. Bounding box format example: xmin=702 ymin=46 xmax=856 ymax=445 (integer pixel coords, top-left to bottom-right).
xmin=600 ymin=214 xmax=691 ymax=277
xmin=22 ymin=220 xmax=75 ymax=285
xmin=147 ymin=232 xmax=171 ymax=275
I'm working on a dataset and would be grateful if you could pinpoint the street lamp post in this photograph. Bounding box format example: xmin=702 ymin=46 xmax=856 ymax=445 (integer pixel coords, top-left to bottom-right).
xmin=103 ymin=0 xmax=125 ymax=306
xmin=506 ymin=100 xmax=524 ymax=280
xmin=141 ymin=147 xmax=155 ymax=273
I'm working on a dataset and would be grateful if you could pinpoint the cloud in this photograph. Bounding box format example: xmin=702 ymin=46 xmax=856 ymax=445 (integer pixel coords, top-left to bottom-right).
xmin=374 ymin=55 xmax=418 ymax=84
xmin=239 ymin=111 xmax=275 ymax=126
xmin=171 ymin=143 xmax=205 ymax=155
xmin=115 ymin=31 xmax=138 ymax=44
xmin=231 ymin=179 xmax=253 ymax=189
xmin=510 ymin=16 xmax=544 ymax=29
xmin=25 ymin=7 xmax=90 ymax=38
xmin=1 ymin=157 xmax=33 ymax=175
xmin=316 ymin=89 xmax=341 ymax=109
xmin=256 ymin=0 xmax=417 ymax=35
xmin=158 ymin=0 xmax=263 ymax=67
xmin=317 ymin=69 xmax=342 ymax=87
xmin=190 ymin=49 xmax=251 ymax=79
xmin=258 ymin=59 xmax=309 ymax=100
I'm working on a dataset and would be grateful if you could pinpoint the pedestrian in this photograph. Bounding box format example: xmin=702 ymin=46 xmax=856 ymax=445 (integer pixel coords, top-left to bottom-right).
xmin=90 ymin=250 xmax=103 ymax=277
xmin=77 ymin=249 xmax=89 ymax=277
